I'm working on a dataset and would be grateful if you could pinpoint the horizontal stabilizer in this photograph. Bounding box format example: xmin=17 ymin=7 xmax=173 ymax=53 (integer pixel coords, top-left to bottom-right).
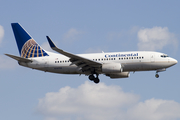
xmin=5 ymin=54 xmax=32 ymax=63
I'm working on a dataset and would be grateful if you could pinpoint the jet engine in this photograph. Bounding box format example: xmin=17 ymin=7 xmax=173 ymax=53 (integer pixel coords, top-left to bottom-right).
xmin=105 ymin=72 xmax=130 ymax=78
xmin=102 ymin=63 xmax=122 ymax=73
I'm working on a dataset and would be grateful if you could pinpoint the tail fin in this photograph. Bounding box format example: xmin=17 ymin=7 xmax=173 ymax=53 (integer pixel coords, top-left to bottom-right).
xmin=11 ymin=23 xmax=48 ymax=58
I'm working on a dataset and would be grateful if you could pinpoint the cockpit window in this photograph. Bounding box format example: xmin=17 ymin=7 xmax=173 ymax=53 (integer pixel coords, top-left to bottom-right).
xmin=161 ymin=54 xmax=169 ymax=58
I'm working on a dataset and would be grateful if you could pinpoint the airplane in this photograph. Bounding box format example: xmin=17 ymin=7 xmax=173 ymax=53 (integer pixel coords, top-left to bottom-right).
xmin=5 ymin=23 xmax=178 ymax=83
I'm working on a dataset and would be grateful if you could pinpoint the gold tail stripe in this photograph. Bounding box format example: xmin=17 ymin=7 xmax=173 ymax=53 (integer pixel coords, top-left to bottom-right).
xmin=36 ymin=47 xmax=39 ymax=57
xmin=24 ymin=43 xmax=33 ymax=58
xmin=28 ymin=44 xmax=35 ymax=58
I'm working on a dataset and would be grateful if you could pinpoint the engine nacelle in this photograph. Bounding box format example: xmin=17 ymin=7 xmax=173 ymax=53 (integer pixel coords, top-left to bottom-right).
xmin=106 ymin=72 xmax=130 ymax=78
xmin=102 ymin=63 xmax=122 ymax=73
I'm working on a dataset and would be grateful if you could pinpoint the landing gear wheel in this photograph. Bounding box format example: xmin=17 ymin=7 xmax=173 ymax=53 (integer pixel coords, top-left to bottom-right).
xmin=94 ymin=78 xmax=100 ymax=84
xmin=155 ymin=74 xmax=159 ymax=78
xmin=88 ymin=74 xmax=100 ymax=83
xmin=89 ymin=74 xmax=95 ymax=81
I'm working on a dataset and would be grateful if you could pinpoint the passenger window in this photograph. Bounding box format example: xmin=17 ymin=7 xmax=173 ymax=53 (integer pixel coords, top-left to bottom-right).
xmin=139 ymin=57 xmax=141 ymax=59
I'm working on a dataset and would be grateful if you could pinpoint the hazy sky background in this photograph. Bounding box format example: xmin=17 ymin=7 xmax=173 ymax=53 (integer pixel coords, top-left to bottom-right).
xmin=0 ymin=0 xmax=180 ymax=120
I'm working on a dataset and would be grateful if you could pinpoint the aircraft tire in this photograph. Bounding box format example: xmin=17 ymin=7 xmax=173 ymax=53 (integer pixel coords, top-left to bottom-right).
xmin=155 ymin=74 xmax=159 ymax=78
xmin=94 ymin=78 xmax=100 ymax=84
xmin=89 ymin=74 xmax=95 ymax=81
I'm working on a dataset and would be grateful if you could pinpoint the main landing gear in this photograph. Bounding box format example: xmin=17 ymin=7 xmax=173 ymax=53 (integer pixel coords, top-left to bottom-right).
xmin=88 ymin=74 xmax=100 ymax=84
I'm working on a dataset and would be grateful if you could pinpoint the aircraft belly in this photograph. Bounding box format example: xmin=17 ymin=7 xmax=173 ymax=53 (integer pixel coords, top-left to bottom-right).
xmin=47 ymin=66 xmax=80 ymax=74
xmin=122 ymin=62 xmax=144 ymax=71
xmin=149 ymin=62 xmax=172 ymax=69
xmin=122 ymin=62 xmax=166 ymax=71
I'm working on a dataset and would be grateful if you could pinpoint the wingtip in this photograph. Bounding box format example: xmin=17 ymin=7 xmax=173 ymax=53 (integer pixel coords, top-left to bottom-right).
xmin=46 ymin=36 xmax=56 ymax=48
xmin=4 ymin=53 xmax=9 ymax=57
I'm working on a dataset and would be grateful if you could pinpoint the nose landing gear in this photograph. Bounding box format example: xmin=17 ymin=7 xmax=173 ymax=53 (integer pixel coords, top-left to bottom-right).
xmin=88 ymin=74 xmax=100 ymax=84
xmin=155 ymin=73 xmax=159 ymax=78
xmin=155 ymin=68 xmax=166 ymax=78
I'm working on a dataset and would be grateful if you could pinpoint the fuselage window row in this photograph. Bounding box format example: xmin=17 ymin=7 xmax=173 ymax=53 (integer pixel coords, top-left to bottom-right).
xmin=55 ymin=60 xmax=70 ymax=63
xmin=92 ymin=56 xmax=144 ymax=61
xmin=55 ymin=56 xmax=144 ymax=63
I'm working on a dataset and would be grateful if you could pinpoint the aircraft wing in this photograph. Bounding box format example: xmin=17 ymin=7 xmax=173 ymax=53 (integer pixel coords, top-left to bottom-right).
xmin=46 ymin=36 xmax=102 ymax=72
xmin=5 ymin=54 xmax=32 ymax=63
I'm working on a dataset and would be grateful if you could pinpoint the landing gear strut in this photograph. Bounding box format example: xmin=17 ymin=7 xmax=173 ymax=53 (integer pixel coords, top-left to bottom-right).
xmin=88 ymin=74 xmax=100 ymax=84
xmin=155 ymin=68 xmax=166 ymax=78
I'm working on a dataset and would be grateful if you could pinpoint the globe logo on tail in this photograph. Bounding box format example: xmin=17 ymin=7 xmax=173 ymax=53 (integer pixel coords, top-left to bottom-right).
xmin=21 ymin=39 xmax=48 ymax=58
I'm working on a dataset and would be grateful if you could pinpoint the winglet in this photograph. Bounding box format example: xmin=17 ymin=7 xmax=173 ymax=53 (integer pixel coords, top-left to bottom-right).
xmin=46 ymin=36 xmax=56 ymax=48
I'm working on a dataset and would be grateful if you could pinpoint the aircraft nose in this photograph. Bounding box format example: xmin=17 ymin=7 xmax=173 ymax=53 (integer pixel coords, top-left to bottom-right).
xmin=174 ymin=59 xmax=178 ymax=64
xmin=171 ymin=58 xmax=178 ymax=65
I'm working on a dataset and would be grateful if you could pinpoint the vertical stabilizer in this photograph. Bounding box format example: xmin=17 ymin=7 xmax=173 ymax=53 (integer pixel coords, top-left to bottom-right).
xmin=11 ymin=23 xmax=48 ymax=58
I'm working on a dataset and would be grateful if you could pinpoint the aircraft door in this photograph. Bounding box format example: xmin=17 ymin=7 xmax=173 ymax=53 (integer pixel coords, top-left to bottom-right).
xmin=150 ymin=54 xmax=155 ymax=62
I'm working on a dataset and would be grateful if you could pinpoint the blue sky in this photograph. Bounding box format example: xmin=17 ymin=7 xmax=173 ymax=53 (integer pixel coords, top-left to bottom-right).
xmin=0 ymin=0 xmax=180 ymax=120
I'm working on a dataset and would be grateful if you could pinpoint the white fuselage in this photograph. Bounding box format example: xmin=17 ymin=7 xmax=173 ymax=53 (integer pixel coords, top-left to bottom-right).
xmin=19 ymin=51 xmax=177 ymax=75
